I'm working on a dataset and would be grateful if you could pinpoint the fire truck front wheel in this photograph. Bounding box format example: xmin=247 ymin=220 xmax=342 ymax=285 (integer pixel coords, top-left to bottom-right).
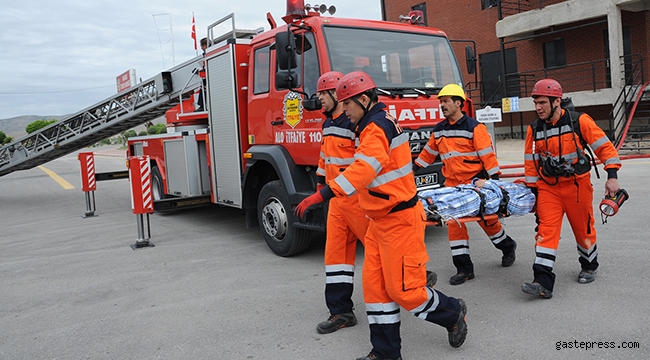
xmin=258 ymin=180 xmax=311 ymax=257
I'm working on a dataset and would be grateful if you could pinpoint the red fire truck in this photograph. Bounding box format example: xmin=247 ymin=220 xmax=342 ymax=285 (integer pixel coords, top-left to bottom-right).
xmin=127 ymin=0 xmax=475 ymax=256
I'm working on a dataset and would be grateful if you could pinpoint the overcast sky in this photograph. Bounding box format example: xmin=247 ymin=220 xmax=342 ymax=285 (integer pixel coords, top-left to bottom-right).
xmin=0 ymin=1 xmax=382 ymax=120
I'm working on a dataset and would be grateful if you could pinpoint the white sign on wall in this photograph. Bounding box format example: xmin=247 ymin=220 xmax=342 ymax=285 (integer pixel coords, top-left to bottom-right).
xmin=475 ymin=106 xmax=502 ymax=123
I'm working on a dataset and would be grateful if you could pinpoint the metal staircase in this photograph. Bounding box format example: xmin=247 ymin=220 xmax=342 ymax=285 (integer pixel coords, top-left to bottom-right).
xmin=609 ymin=54 xmax=649 ymax=151
xmin=0 ymin=56 xmax=204 ymax=177
xmin=616 ymin=82 xmax=650 ymax=151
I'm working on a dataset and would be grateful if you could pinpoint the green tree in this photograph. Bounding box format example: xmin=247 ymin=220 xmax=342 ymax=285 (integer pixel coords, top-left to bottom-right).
xmin=0 ymin=131 xmax=8 ymax=144
xmin=25 ymin=119 xmax=57 ymax=134
xmin=123 ymin=130 xmax=137 ymax=138
xmin=138 ymin=131 xmax=147 ymax=136
xmin=155 ymin=124 xmax=167 ymax=134
xmin=147 ymin=125 xmax=157 ymax=135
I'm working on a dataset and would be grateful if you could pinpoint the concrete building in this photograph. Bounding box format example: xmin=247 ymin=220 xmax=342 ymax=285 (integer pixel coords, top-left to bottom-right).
xmin=381 ymin=0 xmax=650 ymax=145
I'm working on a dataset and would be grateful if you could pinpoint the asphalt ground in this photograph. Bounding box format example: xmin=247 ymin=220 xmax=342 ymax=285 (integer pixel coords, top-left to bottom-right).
xmin=1 ymin=141 xmax=648 ymax=359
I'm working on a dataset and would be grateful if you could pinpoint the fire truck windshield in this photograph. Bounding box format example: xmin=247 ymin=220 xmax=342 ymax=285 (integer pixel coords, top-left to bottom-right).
xmin=323 ymin=26 xmax=464 ymax=91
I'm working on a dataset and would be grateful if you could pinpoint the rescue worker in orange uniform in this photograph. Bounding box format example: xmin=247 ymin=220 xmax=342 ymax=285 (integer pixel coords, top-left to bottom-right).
xmin=297 ymin=72 xmax=467 ymax=360
xmin=413 ymin=83 xmax=517 ymax=285
xmin=313 ymin=71 xmax=369 ymax=334
xmin=521 ymin=79 xmax=622 ymax=299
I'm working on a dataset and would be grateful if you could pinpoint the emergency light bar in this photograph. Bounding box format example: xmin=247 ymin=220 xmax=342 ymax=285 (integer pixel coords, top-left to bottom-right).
xmin=286 ymin=0 xmax=307 ymax=15
xmin=305 ymin=3 xmax=336 ymax=15
xmin=400 ymin=10 xmax=425 ymax=25
xmin=286 ymin=0 xmax=336 ymax=16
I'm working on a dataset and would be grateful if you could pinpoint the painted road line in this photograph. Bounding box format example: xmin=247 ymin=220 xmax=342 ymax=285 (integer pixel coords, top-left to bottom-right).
xmin=38 ymin=165 xmax=75 ymax=190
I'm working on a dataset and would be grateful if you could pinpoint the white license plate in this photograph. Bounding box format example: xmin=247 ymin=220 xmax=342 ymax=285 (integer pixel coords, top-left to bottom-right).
xmin=415 ymin=173 xmax=439 ymax=188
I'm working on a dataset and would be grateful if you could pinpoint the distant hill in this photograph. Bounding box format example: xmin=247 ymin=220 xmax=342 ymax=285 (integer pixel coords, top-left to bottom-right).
xmin=0 ymin=115 xmax=64 ymax=140
xmin=0 ymin=114 xmax=166 ymax=142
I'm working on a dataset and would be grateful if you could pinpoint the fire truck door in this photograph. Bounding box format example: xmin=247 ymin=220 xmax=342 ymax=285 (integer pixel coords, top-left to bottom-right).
xmin=206 ymin=44 xmax=243 ymax=208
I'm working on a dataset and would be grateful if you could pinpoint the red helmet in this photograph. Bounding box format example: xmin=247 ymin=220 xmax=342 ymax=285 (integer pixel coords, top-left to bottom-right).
xmin=336 ymin=71 xmax=377 ymax=101
xmin=531 ymin=79 xmax=562 ymax=98
xmin=317 ymin=71 xmax=344 ymax=92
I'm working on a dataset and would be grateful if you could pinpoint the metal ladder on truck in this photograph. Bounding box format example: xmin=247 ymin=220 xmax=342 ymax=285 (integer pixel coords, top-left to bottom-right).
xmin=0 ymin=56 xmax=205 ymax=177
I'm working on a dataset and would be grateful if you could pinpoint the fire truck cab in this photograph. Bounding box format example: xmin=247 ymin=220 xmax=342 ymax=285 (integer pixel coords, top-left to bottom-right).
xmin=128 ymin=0 xmax=473 ymax=256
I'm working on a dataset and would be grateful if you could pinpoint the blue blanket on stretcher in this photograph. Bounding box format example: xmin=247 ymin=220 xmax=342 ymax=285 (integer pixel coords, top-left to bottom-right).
xmin=417 ymin=179 xmax=536 ymax=221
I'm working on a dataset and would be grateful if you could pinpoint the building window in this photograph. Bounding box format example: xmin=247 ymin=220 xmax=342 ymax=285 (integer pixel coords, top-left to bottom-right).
xmin=544 ymin=39 xmax=566 ymax=68
xmin=482 ymin=0 xmax=497 ymax=9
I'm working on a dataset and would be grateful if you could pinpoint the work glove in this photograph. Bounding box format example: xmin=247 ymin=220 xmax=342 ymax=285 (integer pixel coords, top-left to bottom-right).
xmin=295 ymin=191 xmax=324 ymax=219
xmin=316 ymin=183 xmax=325 ymax=192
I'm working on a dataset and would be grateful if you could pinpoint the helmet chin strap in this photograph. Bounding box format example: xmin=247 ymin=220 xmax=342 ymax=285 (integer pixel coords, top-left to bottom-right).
xmin=327 ymin=90 xmax=338 ymax=110
xmin=544 ymin=105 xmax=558 ymax=123
xmin=352 ymin=96 xmax=371 ymax=116
xmin=322 ymin=90 xmax=338 ymax=117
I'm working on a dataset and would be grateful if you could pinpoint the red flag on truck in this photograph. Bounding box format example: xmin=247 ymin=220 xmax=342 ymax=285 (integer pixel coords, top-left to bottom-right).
xmin=191 ymin=13 xmax=197 ymax=50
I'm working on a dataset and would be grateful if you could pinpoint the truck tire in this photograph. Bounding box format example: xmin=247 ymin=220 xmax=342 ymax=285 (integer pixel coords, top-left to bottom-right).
xmin=151 ymin=166 xmax=167 ymax=200
xmin=258 ymin=180 xmax=311 ymax=257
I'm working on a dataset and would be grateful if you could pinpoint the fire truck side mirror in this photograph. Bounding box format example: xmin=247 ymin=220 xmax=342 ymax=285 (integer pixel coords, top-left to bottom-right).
xmin=303 ymin=96 xmax=322 ymax=111
xmin=465 ymin=46 xmax=476 ymax=75
xmin=276 ymin=70 xmax=299 ymax=89
xmin=275 ymin=29 xmax=298 ymax=70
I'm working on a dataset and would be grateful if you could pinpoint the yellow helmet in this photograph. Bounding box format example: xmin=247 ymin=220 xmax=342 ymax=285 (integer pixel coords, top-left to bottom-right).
xmin=437 ymin=83 xmax=466 ymax=101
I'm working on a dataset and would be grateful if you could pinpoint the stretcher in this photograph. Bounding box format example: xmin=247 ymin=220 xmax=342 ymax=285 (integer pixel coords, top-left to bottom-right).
xmin=425 ymin=213 xmax=500 ymax=227
xmin=419 ymin=179 xmax=536 ymax=227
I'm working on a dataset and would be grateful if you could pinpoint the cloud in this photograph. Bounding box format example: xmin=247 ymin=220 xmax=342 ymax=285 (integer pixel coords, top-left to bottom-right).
xmin=0 ymin=0 xmax=381 ymax=119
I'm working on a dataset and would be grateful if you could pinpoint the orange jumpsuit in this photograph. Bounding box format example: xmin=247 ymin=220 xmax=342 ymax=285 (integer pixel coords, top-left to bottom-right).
xmin=316 ymin=111 xmax=368 ymax=316
xmin=524 ymin=110 xmax=621 ymax=291
xmin=322 ymin=103 xmax=463 ymax=359
xmin=416 ymin=115 xmax=516 ymax=274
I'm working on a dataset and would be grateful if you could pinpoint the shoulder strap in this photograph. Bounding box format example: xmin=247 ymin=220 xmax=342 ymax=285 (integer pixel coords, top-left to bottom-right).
xmin=566 ymin=110 xmax=600 ymax=179
xmin=568 ymin=110 xmax=587 ymax=148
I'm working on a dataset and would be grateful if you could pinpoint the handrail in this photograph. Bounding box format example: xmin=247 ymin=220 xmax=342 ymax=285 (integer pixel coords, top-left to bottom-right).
xmin=498 ymin=0 xmax=559 ymax=18
xmin=504 ymin=58 xmax=610 ymax=97
xmin=615 ymin=81 xmax=650 ymax=151
xmin=610 ymin=54 xmax=645 ymax=146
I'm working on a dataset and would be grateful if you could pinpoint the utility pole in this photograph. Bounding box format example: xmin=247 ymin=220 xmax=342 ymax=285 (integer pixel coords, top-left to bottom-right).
xmin=152 ymin=13 xmax=176 ymax=69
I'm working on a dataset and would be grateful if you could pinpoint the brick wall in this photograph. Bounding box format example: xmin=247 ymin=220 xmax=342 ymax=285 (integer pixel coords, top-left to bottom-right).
xmin=382 ymin=0 xmax=648 ymax=137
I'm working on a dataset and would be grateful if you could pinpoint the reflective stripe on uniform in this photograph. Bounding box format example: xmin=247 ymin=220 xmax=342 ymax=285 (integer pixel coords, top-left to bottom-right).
xmin=366 ymin=302 xmax=401 ymax=325
xmin=450 ymin=239 xmax=469 ymax=256
xmin=390 ymin=132 xmax=409 ymax=151
xmin=535 ymin=124 xmax=573 ymax=139
xmin=368 ymin=163 xmax=411 ymax=188
xmin=325 ymin=264 xmax=355 ymax=284
xmin=440 ymin=150 xmax=479 ymax=161
xmin=534 ymin=246 xmax=557 ymax=268
xmin=476 ymin=146 xmax=493 ymax=157
xmin=325 ymin=156 xmax=355 ymax=165
xmin=411 ymin=287 xmax=440 ymax=320
xmin=434 ymin=129 xmax=474 ymax=139
xmin=577 ymin=243 xmax=598 ymax=262
xmin=590 ymin=136 xmax=608 ymax=151
xmin=490 ymin=229 xmax=506 ymax=245
xmin=354 ymin=153 xmax=383 ymax=174
xmin=334 ymin=173 xmax=357 ymax=196
xmin=323 ymin=126 xmax=355 ymax=139
xmin=486 ymin=165 xmax=500 ymax=175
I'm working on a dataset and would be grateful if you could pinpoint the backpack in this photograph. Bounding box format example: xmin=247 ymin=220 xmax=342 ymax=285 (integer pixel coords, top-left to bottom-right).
xmin=530 ymin=100 xmax=600 ymax=179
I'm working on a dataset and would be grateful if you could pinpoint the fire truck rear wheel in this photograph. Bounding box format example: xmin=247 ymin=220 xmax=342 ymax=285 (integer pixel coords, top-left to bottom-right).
xmin=151 ymin=166 xmax=167 ymax=200
xmin=258 ymin=180 xmax=311 ymax=257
